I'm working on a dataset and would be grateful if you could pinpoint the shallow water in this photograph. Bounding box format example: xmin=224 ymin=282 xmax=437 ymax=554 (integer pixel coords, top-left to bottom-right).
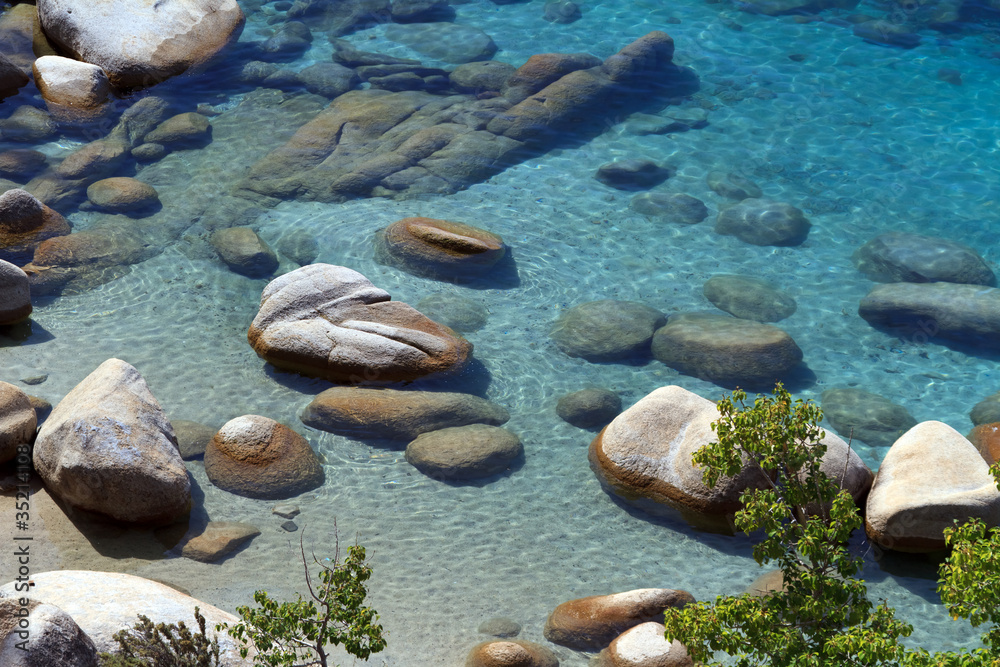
xmin=3 ymin=0 xmax=1000 ymax=663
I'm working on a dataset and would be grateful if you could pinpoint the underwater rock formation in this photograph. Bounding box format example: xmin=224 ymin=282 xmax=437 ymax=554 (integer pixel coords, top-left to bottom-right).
xmin=239 ymin=31 xmax=695 ymax=202
xmin=405 ymin=424 xmax=522 ymax=480
xmin=702 ymin=274 xmax=796 ymax=322
xmin=820 ymin=387 xmax=917 ymax=449
xmin=550 ymin=299 xmax=666 ymax=362
xmin=854 ymin=231 xmax=995 ymax=286
xmin=715 ymin=199 xmax=811 ymax=246
xmin=248 ymin=264 xmax=472 ymax=383
xmin=556 ymin=388 xmax=621 ymax=429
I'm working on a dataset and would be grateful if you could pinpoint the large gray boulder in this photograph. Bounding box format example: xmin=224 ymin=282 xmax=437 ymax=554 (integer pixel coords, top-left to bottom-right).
xmin=37 ymin=0 xmax=246 ymax=89
xmin=301 ymin=387 xmax=508 ymax=439
xmin=858 ymin=282 xmax=1000 ymax=346
xmin=32 ymin=359 xmax=191 ymax=525
xmin=651 ymin=312 xmax=802 ymax=386
xmin=853 ymin=231 xmax=994 ymax=286
xmin=0 ymin=571 xmax=251 ymax=666
xmin=0 ymin=598 xmax=98 ymax=667
xmin=550 ymin=300 xmax=666 ymax=362
xmin=866 ymin=421 xmax=1000 ymax=552
xmin=248 ymin=264 xmax=472 ymax=384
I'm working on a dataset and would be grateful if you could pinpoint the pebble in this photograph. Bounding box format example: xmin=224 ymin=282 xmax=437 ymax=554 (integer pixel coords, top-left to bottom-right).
xmin=280 ymin=520 xmax=299 ymax=532
xmin=272 ymin=503 xmax=301 ymax=519
xmin=21 ymin=375 xmax=47 ymax=385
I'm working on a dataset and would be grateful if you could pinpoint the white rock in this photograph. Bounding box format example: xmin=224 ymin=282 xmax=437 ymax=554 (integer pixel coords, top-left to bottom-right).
xmin=866 ymin=420 xmax=1000 ymax=552
xmin=601 ymin=622 xmax=693 ymax=667
xmin=37 ymin=0 xmax=245 ymax=89
xmin=32 ymin=55 xmax=110 ymax=108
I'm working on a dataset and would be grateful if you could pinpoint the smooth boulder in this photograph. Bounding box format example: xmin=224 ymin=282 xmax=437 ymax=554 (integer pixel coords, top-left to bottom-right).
xmin=384 ymin=22 xmax=497 ymax=64
xmin=853 ymin=232 xmax=994 ymax=286
xmin=556 ymin=388 xmax=621 ymax=429
xmin=595 ymin=622 xmax=693 ymax=667
xmin=205 ymin=415 xmax=324 ymax=499
xmin=0 ymin=259 xmax=32 ymax=323
xmin=971 ymin=391 xmax=1000 ymax=426
xmin=596 ymin=159 xmax=669 ymax=190
xmin=630 ymin=192 xmax=708 ymax=225
xmin=715 ymin=199 xmax=810 ymax=246
xmin=405 ymin=424 xmax=521 ymax=480
xmin=651 ymin=313 xmax=802 ymax=386
xmin=37 ymin=0 xmax=246 ymax=90
xmin=544 ymin=588 xmax=695 ymax=651
xmin=301 ymin=387 xmax=508 ymax=439
xmin=374 ymin=217 xmax=506 ymax=279
xmin=248 ymin=264 xmax=472 ymax=383
xmin=32 ymin=55 xmax=111 ymax=109
xmin=0 ymin=188 xmax=71 ymax=266
xmin=180 ymin=521 xmax=261 ymax=562
xmin=0 ymin=381 xmax=36 ymax=464
xmin=858 ymin=282 xmax=1000 ymax=346
xmin=702 ymin=274 xmax=796 ymax=322
xmin=466 ymin=640 xmax=558 ymax=667
xmin=707 ymin=171 xmax=761 ymax=200
xmin=31 ymin=359 xmax=191 ymax=525
xmin=415 ymin=293 xmax=488 ymax=332
xmin=821 ymin=387 xmax=917 ymax=449
xmin=211 ymin=227 xmax=278 ymax=278
xmin=550 ymin=300 xmax=666 ymax=362
xmin=86 ymin=177 xmax=160 ymax=214
xmin=0 ymin=571 xmax=249 ymax=663
xmin=0 ymin=598 xmax=98 ymax=667
xmin=866 ymin=421 xmax=1000 ymax=552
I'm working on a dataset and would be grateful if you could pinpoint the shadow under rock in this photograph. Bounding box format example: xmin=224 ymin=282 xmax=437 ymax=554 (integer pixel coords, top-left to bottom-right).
xmin=0 ymin=319 xmax=55 ymax=347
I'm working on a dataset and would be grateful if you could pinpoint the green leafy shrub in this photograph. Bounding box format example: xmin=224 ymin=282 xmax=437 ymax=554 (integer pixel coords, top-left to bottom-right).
xmin=98 ymin=606 xmax=220 ymax=667
xmin=220 ymin=533 xmax=387 ymax=667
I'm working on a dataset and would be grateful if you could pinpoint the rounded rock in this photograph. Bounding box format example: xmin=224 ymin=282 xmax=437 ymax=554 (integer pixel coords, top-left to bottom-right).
xmin=405 ymin=424 xmax=522 ymax=480
xmin=0 ymin=380 xmax=36 ymax=464
xmin=715 ymin=199 xmax=811 ymax=246
xmin=450 ymin=61 xmax=516 ymax=94
xmin=596 ymin=159 xmax=669 ymax=190
xmin=706 ymin=171 xmax=762 ymax=200
xmin=478 ymin=617 xmax=522 ymax=638
xmin=205 ymin=415 xmax=324 ymax=499
xmin=0 ymin=259 xmax=32 ymax=324
xmin=597 ymin=622 xmax=694 ymax=667
xmin=0 ymin=149 xmax=47 ymax=179
xmin=550 ymin=300 xmax=666 ymax=362
xmin=466 ymin=639 xmax=559 ymax=667
xmin=86 ymin=177 xmax=160 ymax=214
xmin=968 ymin=423 xmax=1000 ymax=465
xmin=211 ymin=226 xmax=278 ymax=278
xmin=972 ymin=391 xmax=1000 ymax=426
xmin=32 ymin=55 xmax=111 ymax=109
xmin=0 ymin=598 xmax=99 ymax=667
xmin=853 ymin=231 xmax=994 ymax=286
xmin=651 ymin=312 xmax=803 ymax=386
xmin=556 ymin=388 xmax=621 ymax=429
xmin=702 ymin=274 xmax=796 ymax=322
xmin=0 ymin=188 xmax=72 ymax=266
xmin=143 ymin=112 xmax=211 ymax=147
xmin=820 ymin=387 xmax=917 ymax=449
xmin=630 ymin=192 xmax=707 ymax=224
xmin=374 ymin=217 xmax=506 ymax=279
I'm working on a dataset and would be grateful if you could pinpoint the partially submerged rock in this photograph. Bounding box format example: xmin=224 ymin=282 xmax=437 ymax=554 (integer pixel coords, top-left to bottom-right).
xmin=180 ymin=521 xmax=261 ymax=562
xmin=85 ymin=177 xmax=160 ymax=214
xmin=0 ymin=188 xmax=71 ymax=266
xmin=205 ymin=415 xmax=324 ymax=499
xmin=866 ymin=421 xmax=1000 ymax=552
xmin=37 ymin=0 xmax=246 ymax=89
xmin=248 ymin=264 xmax=472 ymax=383
xmin=0 ymin=380 xmax=36 ymax=464
xmin=544 ymin=588 xmax=695 ymax=651
xmin=211 ymin=227 xmax=278 ymax=278
xmin=466 ymin=640 xmax=558 ymax=667
xmin=374 ymin=217 xmax=506 ymax=279
xmin=32 ymin=55 xmax=111 ymax=110
xmin=594 ymin=622 xmax=694 ymax=667
xmin=31 ymin=359 xmax=191 ymax=525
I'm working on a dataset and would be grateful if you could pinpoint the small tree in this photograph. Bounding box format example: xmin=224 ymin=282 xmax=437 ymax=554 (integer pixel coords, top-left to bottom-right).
xmin=220 ymin=531 xmax=387 ymax=667
xmin=661 ymin=383 xmax=913 ymax=666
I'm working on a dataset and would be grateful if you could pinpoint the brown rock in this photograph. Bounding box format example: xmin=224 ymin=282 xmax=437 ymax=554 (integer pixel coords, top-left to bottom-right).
xmin=0 ymin=106 xmax=57 ymax=143
xmin=31 ymin=358 xmax=191 ymax=525
xmin=501 ymin=52 xmax=603 ymax=104
xmin=466 ymin=640 xmax=559 ymax=667
xmin=86 ymin=177 xmax=160 ymax=214
xmin=601 ymin=31 xmax=676 ymax=83
xmin=0 ymin=149 xmax=48 ymax=180
xmin=0 ymin=259 xmax=32 ymax=324
xmin=374 ymin=216 xmax=506 ymax=279
xmin=405 ymin=424 xmax=522 ymax=480
xmin=0 ymin=51 xmax=29 ymax=97
xmin=180 ymin=521 xmax=261 ymax=562
xmin=22 ymin=227 xmax=149 ymax=296
xmin=301 ymin=387 xmax=509 ymax=439
xmin=0 ymin=381 xmax=36 ymax=465
xmin=969 ymin=423 xmax=1000 ymax=464
xmin=171 ymin=419 xmax=216 ymax=460
xmin=0 ymin=188 xmax=72 ymax=266
xmin=744 ymin=570 xmax=785 ymax=597
xmin=544 ymin=588 xmax=695 ymax=651
xmin=248 ymin=264 xmax=472 ymax=383
xmin=205 ymin=414 xmax=324 ymax=499
xmin=211 ymin=227 xmax=278 ymax=278
xmin=143 ymin=112 xmax=212 ymax=147
xmin=32 ymin=55 xmax=111 ymax=109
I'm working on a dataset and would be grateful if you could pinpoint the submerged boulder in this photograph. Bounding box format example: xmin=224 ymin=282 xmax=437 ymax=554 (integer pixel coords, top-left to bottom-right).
xmin=37 ymin=0 xmax=246 ymax=90
xmin=301 ymin=387 xmax=508 ymax=439
xmin=211 ymin=227 xmax=278 ymax=278
xmin=651 ymin=312 xmax=802 ymax=386
xmin=248 ymin=264 xmax=472 ymax=383
xmin=85 ymin=177 xmax=160 ymax=214
xmin=405 ymin=424 xmax=521 ymax=480
xmin=715 ymin=199 xmax=810 ymax=246
xmin=550 ymin=300 xmax=666 ymax=362
xmin=556 ymin=388 xmax=621 ymax=429
xmin=853 ymin=232 xmax=994 ymax=286
xmin=866 ymin=421 xmax=1000 ymax=552
xmin=544 ymin=588 xmax=695 ymax=651
xmin=820 ymin=387 xmax=917 ymax=449
xmin=702 ymin=274 xmax=796 ymax=322
xmin=31 ymin=359 xmax=191 ymax=525
xmin=204 ymin=415 xmax=324 ymax=499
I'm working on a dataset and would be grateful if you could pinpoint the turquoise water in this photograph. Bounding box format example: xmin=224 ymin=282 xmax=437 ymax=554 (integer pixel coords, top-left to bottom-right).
xmin=3 ymin=0 xmax=1000 ymax=663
